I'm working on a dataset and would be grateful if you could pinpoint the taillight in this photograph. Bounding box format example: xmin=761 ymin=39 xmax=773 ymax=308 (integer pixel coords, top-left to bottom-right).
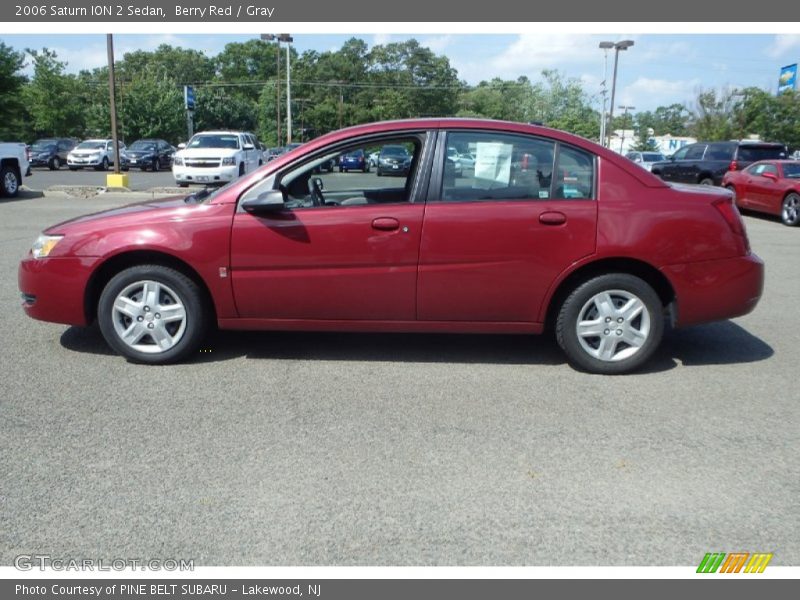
xmin=713 ymin=196 xmax=750 ymax=254
xmin=728 ymin=160 xmax=738 ymax=171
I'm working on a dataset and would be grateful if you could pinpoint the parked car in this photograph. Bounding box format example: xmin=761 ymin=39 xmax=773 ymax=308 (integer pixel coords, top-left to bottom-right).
xmin=0 ymin=141 xmax=30 ymax=197
xmin=339 ymin=149 xmax=370 ymax=172
xmin=29 ymin=138 xmax=78 ymax=170
xmin=722 ymin=159 xmax=800 ymax=226
xmin=368 ymin=150 xmax=380 ymax=167
xmin=67 ymin=139 xmax=128 ymax=171
xmin=171 ymin=131 xmax=261 ymax=187
xmin=650 ymin=141 xmax=786 ymax=185
xmin=446 ymin=146 xmax=463 ymax=176
xmin=625 ymin=151 xmax=666 ymax=172
xmin=266 ymin=147 xmax=286 ymax=161
xmin=19 ymin=118 xmax=763 ymax=374
xmin=125 ymin=139 xmax=174 ymax=171
xmin=376 ymin=144 xmax=412 ymax=176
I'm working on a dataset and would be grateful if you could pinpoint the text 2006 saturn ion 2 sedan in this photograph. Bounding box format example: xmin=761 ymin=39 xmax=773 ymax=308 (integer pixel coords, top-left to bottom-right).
xmin=19 ymin=119 xmax=764 ymax=374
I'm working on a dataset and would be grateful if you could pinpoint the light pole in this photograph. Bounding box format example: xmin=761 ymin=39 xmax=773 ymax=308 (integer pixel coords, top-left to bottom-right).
xmin=260 ymin=34 xmax=281 ymax=146
xmin=618 ymin=105 xmax=635 ymax=153
xmin=598 ymin=42 xmax=613 ymax=147
xmin=263 ymin=34 xmax=294 ymax=144
xmin=599 ymin=40 xmax=634 ymax=148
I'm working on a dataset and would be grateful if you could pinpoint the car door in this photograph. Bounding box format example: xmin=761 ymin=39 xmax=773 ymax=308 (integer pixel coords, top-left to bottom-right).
xmin=417 ymin=130 xmax=597 ymax=323
xmin=229 ymin=131 xmax=432 ymax=321
xmin=679 ymin=143 xmax=707 ymax=183
xmin=745 ymin=162 xmax=780 ymax=209
xmin=658 ymin=146 xmax=689 ymax=181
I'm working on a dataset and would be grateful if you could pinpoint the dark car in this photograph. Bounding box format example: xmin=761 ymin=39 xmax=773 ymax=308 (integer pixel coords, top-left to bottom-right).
xmin=339 ymin=149 xmax=370 ymax=172
xmin=651 ymin=141 xmax=787 ymax=186
xmin=376 ymin=145 xmax=411 ymax=176
xmin=19 ymin=118 xmax=764 ymax=374
xmin=29 ymin=138 xmax=78 ymax=170
xmin=125 ymin=139 xmax=174 ymax=171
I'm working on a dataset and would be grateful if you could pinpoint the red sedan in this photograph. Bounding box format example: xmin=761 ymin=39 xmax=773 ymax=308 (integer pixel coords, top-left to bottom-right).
xmin=722 ymin=159 xmax=800 ymax=226
xmin=19 ymin=119 xmax=764 ymax=374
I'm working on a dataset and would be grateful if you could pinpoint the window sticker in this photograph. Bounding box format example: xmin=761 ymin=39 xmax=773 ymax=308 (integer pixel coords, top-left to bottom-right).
xmin=474 ymin=142 xmax=512 ymax=185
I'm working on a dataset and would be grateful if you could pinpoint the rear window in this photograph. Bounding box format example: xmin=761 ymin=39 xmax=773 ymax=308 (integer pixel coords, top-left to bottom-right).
xmin=737 ymin=146 xmax=786 ymax=162
xmin=782 ymin=164 xmax=800 ymax=178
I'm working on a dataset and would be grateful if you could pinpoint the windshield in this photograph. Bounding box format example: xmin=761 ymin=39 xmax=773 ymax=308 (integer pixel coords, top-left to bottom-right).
xmin=381 ymin=146 xmax=408 ymax=157
xmin=77 ymin=141 xmax=106 ymax=150
xmin=32 ymin=142 xmax=56 ymax=152
xmin=187 ymin=135 xmax=239 ymax=150
xmin=130 ymin=142 xmax=156 ymax=151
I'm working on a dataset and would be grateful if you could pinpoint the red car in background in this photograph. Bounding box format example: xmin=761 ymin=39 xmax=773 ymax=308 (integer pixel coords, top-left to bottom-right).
xmin=19 ymin=119 xmax=764 ymax=374
xmin=722 ymin=160 xmax=800 ymax=226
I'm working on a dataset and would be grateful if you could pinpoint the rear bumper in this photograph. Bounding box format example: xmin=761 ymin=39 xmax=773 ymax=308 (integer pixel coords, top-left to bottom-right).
xmin=662 ymin=253 xmax=764 ymax=328
xmin=19 ymin=256 xmax=99 ymax=326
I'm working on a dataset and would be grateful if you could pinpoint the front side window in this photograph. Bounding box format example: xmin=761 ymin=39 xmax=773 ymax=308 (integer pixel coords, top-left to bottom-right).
xmin=241 ymin=135 xmax=424 ymax=209
xmin=685 ymin=145 xmax=707 ymax=160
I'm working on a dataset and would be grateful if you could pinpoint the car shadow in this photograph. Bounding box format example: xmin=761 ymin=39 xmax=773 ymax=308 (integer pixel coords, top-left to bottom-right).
xmin=59 ymin=320 xmax=773 ymax=372
xmin=3 ymin=189 xmax=44 ymax=203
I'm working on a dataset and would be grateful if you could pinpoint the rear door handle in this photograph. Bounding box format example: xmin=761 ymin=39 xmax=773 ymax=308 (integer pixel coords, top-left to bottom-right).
xmin=539 ymin=211 xmax=567 ymax=225
xmin=372 ymin=217 xmax=400 ymax=231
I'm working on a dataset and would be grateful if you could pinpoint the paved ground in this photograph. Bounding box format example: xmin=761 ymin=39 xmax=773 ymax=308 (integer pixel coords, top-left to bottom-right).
xmin=0 ymin=192 xmax=797 ymax=566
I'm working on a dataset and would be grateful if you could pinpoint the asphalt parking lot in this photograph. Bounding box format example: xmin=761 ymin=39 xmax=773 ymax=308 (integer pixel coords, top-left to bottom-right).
xmin=0 ymin=191 xmax=797 ymax=566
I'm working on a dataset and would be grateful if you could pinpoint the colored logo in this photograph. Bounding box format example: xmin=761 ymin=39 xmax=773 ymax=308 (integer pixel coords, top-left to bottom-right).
xmin=697 ymin=552 xmax=773 ymax=573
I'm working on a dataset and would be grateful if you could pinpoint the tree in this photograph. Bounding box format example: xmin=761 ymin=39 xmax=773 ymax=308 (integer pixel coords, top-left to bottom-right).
xmin=117 ymin=75 xmax=185 ymax=142
xmin=0 ymin=42 xmax=27 ymax=140
xmin=22 ymin=48 xmax=85 ymax=138
xmin=689 ymin=88 xmax=738 ymax=140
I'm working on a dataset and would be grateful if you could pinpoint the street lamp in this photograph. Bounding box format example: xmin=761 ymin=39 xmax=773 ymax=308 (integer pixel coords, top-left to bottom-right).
xmin=599 ymin=40 xmax=634 ymax=148
xmin=262 ymin=33 xmax=294 ymax=144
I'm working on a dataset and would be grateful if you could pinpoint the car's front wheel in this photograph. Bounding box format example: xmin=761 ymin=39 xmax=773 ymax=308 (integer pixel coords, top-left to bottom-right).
xmin=556 ymin=274 xmax=664 ymax=374
xmin=98 ymin=265 xmax=208 ymax=364
xmin=0 ymin=165 xmax=20 ymax=197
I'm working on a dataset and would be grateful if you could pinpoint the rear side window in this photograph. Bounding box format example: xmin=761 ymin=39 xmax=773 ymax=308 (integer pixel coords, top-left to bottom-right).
xmin=706 ymin=143 xmax=735 ymax=160
xmin=737 ymin=146 xmax=786 ymax=162
xmin=440 ymin=131 xmax=555 ymax=202
xmin=685 ymin=145 xmax=707 ymax=160
xmin=553 ymin=145 xmax=594 ymax=199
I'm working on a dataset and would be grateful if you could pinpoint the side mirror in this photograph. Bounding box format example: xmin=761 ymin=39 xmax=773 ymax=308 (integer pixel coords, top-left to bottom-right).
xmin=177 ymin=143 xmax=186 ymax=150
xmin=241 ymin=190 xmax=285 ymax=214
xmin=762 ymin=171 xmax=778 ymax=181
xmin=243 ymin=143 xmax=255 ymax=150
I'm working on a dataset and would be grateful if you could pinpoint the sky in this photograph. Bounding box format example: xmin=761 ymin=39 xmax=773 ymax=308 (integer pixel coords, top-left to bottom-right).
xmin=2 ymin=32 xmax=800 ymax=113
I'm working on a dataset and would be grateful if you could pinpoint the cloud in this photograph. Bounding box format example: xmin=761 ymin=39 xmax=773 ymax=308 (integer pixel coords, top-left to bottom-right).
xmin=371 ymin=33 xmax=394 ymax=47
xmin=419 ymin=35 xmax=453 ymax=54
xmin=766 ymin=34 xmax=800 ymax=58
xmin=618 ymin=77 xmax=702 ymax=110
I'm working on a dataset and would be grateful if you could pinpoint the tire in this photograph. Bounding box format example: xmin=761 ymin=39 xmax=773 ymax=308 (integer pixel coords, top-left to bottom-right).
xmin=0 ymin=165 xmax=21 ymax=197
xmin=698 ymin=177 xmax=714 ymax=186
xmin=781 ymin=192 xmax=800 ymax=226
xmin=97 ymin=265 xmax=208 ymax=364
xmin=376 ymin=170 xmax=382 ymax=177
xmin=177 ymin=182 xmax=189 ymax=188
xmin=556 ymin=274 xmax=664 ymax=375
xmin=151 ymin=158 xmax=159 ymax=172
xmin=49 ymin=157 xmax=61 ymax=171
xmin=238 ymin=163 xmax=245 ymax=177
xmin=69 ymin=166 xmax=78 ymax=171
xmin=96 ymin=157 xmax=109 ymax=171
xmin=339 ymin=167 xmax=343 ymax=173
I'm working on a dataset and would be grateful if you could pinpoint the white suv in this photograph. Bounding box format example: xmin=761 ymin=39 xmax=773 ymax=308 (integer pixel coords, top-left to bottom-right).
xmin=67 ymin=139 xmax=127 ymax=171
xmin=172 ymin=131 xmax=262 ymax=187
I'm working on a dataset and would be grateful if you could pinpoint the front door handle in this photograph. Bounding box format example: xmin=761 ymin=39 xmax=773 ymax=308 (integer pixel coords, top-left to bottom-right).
xmin=539 ymin=211 xmax=567 ymax=225
xmin=372 ymin=217 xmax=400 ymax=231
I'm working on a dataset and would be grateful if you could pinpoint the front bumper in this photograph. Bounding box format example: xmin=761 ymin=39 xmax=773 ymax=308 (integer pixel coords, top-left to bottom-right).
xmin=19 ymin=256 xmax=100 ymax=326
xmin=662 ymin=253 xmax=764 ymax=328
xmin=68 ymin=156 xmax=103 ymax=167
xmin=172 ymin=165 xmax=239 ymax=185
xmin=30 ymin=157 xmax=54 ymax=167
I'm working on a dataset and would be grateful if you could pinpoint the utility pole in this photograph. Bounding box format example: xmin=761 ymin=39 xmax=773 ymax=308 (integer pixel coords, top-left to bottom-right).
xmin=599 ymin=40 xmax=634 ymax=148
xmin=260 ymin=34 xmax=281 ymax=146
xmin=106 ymin=34 xmax=120 ymax=175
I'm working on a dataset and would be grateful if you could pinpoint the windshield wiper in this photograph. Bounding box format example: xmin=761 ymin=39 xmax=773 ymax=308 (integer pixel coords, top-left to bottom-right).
xmin=183 ymin=187 xmax=213 ymax=204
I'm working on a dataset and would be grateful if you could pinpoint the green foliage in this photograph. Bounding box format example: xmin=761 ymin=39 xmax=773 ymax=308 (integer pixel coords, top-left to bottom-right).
xmin=22 ymin=48 xmax=85 ymax=138
xmin=0 ymin=42 xmax=27 ymax=140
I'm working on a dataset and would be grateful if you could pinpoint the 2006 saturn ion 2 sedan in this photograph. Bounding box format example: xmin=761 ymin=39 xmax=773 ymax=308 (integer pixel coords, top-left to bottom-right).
xmin=19 ymin=119 xmax=764 ymax=374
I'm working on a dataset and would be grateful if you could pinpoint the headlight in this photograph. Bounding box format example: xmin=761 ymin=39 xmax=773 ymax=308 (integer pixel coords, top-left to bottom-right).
xmin=31 ymin=234 xmax=64 ymax=259
xmin=221 ymin=157 xmax=236 ymax=166
xmin=173 ymin=157 xmax=183 ymax=166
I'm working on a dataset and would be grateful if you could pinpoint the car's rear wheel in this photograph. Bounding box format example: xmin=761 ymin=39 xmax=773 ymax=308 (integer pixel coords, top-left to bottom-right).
xmin=50 ymin=157 xmax=61 ymax=170
xmin=782 ymin=192 xmax=800 ymax=226
xmin=556 ymin=274 xmax=664 ymax=374
xmin=98 ymin=265 xmax=208 ymax=364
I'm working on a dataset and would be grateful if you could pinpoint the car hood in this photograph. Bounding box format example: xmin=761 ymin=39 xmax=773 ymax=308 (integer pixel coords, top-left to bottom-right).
xmin=177 ymin=147 xmax=239 ymax=158
xmin=71 ymin=148 xmax=105 ymax=155
xmin=45 ymin=197 xmax=194 ymax=234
